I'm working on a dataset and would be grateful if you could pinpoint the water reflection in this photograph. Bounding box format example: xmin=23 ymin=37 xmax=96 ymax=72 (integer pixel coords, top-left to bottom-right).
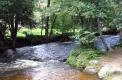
xmin=0 ymin=62 xmax=97 ymax=80
xmin=0 ymin=75 xmax=32 ymax=80
xmin=0 ymin=72 xmax=97 ymax=80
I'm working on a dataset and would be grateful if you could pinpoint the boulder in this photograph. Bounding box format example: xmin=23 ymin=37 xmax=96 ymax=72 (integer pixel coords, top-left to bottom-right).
xmin=84 ymin=60 xmax=100 ymax=74
xmin=95 ymin=35 xmax=120 ymax=52
xmin=84 ymin=66 xmax=98 ymax=74
xmin=111 ymin=76 xmax=122 ymax=80
xmin=0 ymin=59 xmax=39 ymax=72
xmin=0 ymin=49 xmax=16 ymax=63
xmin=98 ymin=65 xmax=122 ymax=79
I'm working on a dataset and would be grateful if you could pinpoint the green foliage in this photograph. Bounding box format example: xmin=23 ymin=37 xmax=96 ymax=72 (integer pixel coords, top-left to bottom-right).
xmin=16 ymin=28 xmax=64 ymax=37
xmin=67 ymin=47 xmax=102 ymax=68
xmin=33 ymin=0 xmax=122 ymax=41
xmin=115 ymin=41 xmax=122 ymax=47
xmin=57 ymin=0 xmax=122 ymax=28
xmin=54 ymin=13 xmax=72 ymax=33
xmin=0 ymin=0 xmax=34 ymax=36
xmin=0 ymin=0 xmax=122 ymax=48
xmin=75 ymin=28 xmax=96 ymax=47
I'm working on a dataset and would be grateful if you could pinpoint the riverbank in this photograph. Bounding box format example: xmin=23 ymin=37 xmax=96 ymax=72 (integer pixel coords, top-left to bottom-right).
xmin=0 ymin=33 xmax=73 ymax=50
xmin=67 ymin=47 xmax=122 ymax=80
xmin=0 ymin=27 xmax=76 ymax=50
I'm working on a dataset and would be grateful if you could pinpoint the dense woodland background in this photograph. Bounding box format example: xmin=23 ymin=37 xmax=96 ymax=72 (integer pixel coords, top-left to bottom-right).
xmin=0 ymin=0 xmax=122 ymax=50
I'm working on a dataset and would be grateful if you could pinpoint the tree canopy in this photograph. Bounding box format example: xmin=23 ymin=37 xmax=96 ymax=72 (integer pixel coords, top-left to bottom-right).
xmin=0 ymin=0 xmax=122 ymax=50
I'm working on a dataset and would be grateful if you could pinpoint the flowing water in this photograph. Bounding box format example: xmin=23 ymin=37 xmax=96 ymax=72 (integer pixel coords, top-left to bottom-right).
xmin=0 ymin=42 xmax=98 ymax=80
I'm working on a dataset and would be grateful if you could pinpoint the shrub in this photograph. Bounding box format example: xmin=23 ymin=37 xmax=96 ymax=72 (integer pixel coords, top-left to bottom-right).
xmin=75 ymin=28 xmax=96 ymax=48
xmin=67 ymin=47 xmax=102 ymax=69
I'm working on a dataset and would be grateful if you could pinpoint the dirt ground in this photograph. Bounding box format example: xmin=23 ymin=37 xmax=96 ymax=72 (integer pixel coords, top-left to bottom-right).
xmin=100 ymin=47 xmax=122 ymax=68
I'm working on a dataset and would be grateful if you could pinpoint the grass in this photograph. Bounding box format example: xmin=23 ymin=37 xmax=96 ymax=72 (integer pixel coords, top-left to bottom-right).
xmin=17 ymin=28 xmax=45 ymax=37
xmin=66 ymin=47 xmax=102 ymax=69
xmin=16 ymin=28 xmax=80 ymax=37
xmin=5 ymin=27 xmax=81 ymax=38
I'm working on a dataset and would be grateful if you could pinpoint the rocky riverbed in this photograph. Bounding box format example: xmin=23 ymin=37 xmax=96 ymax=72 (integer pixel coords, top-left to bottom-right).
xmin=0 ymin=60 xmax=98 ymax=80
xmin=0 ymin=42 xmax=98 ymax=80
xmin=84 ymin=47 xmax=122 ymax=80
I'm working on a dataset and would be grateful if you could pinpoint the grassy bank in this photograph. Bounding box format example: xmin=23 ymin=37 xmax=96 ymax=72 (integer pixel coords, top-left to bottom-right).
xmin=1 ymin=28 xmax=76 ymax=49
xmin=66 ymin=47 xmax=102 ymax=69
xmin=15 ymin=28 xmax=80 ymax=38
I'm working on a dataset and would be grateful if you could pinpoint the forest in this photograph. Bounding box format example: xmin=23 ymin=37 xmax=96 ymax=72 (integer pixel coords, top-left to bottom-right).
xmin=0 ymin=0 xmax=122 ymax=80
xmin=0 ymin=0 xmax=121 ymax=49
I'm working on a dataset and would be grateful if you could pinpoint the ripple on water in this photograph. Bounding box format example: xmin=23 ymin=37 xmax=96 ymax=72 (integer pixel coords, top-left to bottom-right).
xmin=0 ymin=42 xmax=97 ymax=80
xmin=0 ymin=61 xmax=98 ymax=80
xmin=15 ymin=42 xmax=77 ymax=61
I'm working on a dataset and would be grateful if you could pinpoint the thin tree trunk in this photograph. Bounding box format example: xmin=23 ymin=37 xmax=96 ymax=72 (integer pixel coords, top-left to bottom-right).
xmin=10 ymin=15 xmax=18 ymax=48
xmin=119 ymin=28 xmax=122 ymax=40
xmin=45 ymin=0 xmax=51 ymax=37
xmin=45 ymin=17 xmax=49 ymax=37
xmin=79 ymin=16 xmax=84 ymax=28
xmin=49 ymin=14 xmax=57 ymax=37
xmin=97 ymin=18 xmax=111 ymax=52
xmin=71 ymin=16 xmax=74 ymax=33
xmin=0 ymin=29 xmax=5 ymax=47
xmin=41 ymin=15 xmax=44 ymax=36
xmin=72 ymin=16 xmax=77 ymax=33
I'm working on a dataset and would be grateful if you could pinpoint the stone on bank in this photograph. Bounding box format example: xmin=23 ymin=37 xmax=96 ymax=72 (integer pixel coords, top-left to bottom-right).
xmin=95 ymin=35 xmax=120 ymax=52
xmin=98 ymin=64 xmax=122 ymax=79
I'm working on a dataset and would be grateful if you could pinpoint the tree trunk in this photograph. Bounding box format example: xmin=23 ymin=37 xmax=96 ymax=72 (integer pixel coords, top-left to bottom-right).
xmin=45 ymin=0 xmax=51 ymax=38
xmin=0 ymin=23 xmax=6 ymax=47
xmin=10 ymin=15 xmax=18 ymax=48
xmin=119 ymin=28 xmax=122 ymax=40
xmin=79 ymin=16 xmax=84 ymax=28
xmin=41 ymin=15 xmax=44 ymax=36
xmin=97 ymin=18 xmax=111 ymax=52
xmin=0 ymin=31 xmax=5 ymax=47
xmin=49 ymin=14 xmax=57 ymax=37
xmin=45 ymin=17 xmax=49 ymax=37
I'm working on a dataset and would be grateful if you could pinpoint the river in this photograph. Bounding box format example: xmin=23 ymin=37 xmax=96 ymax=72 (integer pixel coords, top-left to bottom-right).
xmin=0 ymin=42 xmax=98 ymax=80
